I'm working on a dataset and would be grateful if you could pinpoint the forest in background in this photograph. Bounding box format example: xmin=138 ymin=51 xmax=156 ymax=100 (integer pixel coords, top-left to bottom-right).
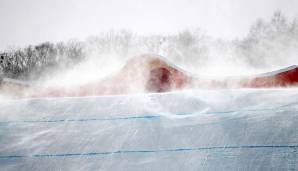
xmin=1 ymin=11 xmax=298 ymax=80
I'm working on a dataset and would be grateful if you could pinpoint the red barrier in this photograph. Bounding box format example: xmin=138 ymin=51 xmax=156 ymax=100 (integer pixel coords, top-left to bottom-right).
xmin=241 ymin=66 xmax=298 ymax=88
xmin=0 ymin=54 xmax=297 ymax=98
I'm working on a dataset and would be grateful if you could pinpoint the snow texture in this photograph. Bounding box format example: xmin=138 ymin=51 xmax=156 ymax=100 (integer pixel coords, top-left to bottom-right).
xmin=0 ymin=89 xmax=298 ymax=170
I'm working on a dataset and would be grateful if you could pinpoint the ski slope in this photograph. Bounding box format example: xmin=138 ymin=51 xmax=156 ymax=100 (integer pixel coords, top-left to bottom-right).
xmin=0 ymin=89 xmax=298 ymax=170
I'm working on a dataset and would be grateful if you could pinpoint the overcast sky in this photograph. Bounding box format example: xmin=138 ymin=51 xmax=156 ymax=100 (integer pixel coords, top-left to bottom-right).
xmin=0 ymin=0 xmax=297 ymax=50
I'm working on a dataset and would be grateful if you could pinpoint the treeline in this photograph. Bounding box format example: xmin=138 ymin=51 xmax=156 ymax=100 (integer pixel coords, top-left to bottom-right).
xmin=0 ymin=31 xmax=140 ymax=80
xmin=1 ymin=11 xmax=298 ymax=80
xmin=0 ymin=40 xmax=85 ymax=80
xmin=237 ymin=11 xmax=298 ymax=68
xmin=0 ymin=29 xmax=208 ymax=80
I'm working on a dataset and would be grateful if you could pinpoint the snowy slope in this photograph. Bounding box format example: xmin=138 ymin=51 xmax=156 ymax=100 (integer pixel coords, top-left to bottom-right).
xmin=0 ymin=89 xmax=298 ymax=170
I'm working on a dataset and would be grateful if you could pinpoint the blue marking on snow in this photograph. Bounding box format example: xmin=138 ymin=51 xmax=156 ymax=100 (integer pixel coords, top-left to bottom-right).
xmin=1 ymin=144 xmax=297 ymax=159
xmin=0 ymin=115 xmax=161 ymax=124
xmin=0 ymin=106 xmax=296 ymax=124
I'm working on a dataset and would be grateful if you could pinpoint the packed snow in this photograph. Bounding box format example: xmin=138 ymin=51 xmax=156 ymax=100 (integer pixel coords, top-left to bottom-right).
xmin=0 ymin=89 xmax=298 ymax=170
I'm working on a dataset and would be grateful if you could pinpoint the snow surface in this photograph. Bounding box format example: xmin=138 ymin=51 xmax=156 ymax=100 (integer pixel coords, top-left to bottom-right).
xmin=0 ymin=89 xmax=298 ymax=170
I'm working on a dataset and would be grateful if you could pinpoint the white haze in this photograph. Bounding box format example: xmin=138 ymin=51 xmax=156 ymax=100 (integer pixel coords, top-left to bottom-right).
xmin=1 ymin=9 xmax=298 ymax=92
xmin=44 ymin=19 xmax=298 ymax=88
xmin=1 ymin=0 xmax=298 ymax=50
xmin=1 ymin=3 xmax=298 ymax=169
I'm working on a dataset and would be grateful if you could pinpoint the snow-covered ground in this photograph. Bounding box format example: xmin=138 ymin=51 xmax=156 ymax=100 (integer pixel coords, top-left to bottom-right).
xmin=0 ymin=89 xmax=298 ymax=170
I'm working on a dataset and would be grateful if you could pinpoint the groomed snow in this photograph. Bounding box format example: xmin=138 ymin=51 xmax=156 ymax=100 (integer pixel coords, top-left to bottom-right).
xmin=0 ymin=89 xmax=298 ymax=170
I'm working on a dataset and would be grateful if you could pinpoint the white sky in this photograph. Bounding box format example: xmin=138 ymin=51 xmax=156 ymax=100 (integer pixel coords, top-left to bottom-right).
xmin=0 ymin=0 xmax=297 ymax=50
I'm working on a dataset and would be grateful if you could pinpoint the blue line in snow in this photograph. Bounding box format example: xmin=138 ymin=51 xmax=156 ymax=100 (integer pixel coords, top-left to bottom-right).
xmin=0 ymin=115 xmax=160 ymax=124
xmin=0 ymin=102 xmax=297 ymax=124
xmin=1 ymin=144 xmax=297 ymax=159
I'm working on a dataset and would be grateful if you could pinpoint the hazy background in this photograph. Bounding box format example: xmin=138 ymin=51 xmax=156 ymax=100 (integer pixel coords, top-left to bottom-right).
xmin=1 ymin=0 xmax=298 ymax=50
xmin=0 ymin=0 xmax=298 ymax=86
